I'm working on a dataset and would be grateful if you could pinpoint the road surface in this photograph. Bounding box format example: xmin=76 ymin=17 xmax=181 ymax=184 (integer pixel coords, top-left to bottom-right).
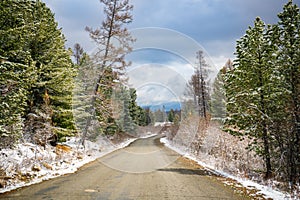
xmin=0 ymin=135 xmax=248 ymax=200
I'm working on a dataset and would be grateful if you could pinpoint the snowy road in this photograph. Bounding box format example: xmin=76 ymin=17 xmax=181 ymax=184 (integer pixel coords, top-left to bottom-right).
xmin=0 ymin=135 xmax=247 ymax=200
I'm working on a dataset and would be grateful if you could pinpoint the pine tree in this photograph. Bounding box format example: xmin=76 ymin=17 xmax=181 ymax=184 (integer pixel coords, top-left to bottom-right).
xmin=223 ymin=1 xmax=300 ymax=185
xmin=0 ymin=59 xmax=35 ymax=148
xmin=210 ymin=59 xmax=232 ymax=120
xmin=0 ymin=0 xmax=76 ymax=146
xmin=114 ymin=86 xmax=137 ymax=134
xmin=73 ymin=54 xmax=103 ymax=139
xmin=276 ymin=0 xmax=300 ymax=184
xmin=128 ymin=88 xmax=143 ymax=125
xmin=168 ymin=109 xmax=175 ymax=122
xmin=224 ymin=18 xmax=276 ymax=178
xmin=136 ymin=107 xmax=148 ymax=126
xmin=26 ymin=0 xmax=76 ymax=142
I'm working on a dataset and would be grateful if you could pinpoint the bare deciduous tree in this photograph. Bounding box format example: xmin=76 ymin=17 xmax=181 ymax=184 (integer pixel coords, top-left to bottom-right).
xmin=80 ymin=0 xmax=135 ymax=146
xmin=187 ymin=50 xmax=210 ymax=119
xmin=73 ymin=43 xmax=84 ymax=65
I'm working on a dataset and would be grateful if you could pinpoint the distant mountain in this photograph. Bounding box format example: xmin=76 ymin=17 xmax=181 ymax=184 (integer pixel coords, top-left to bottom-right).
xmin=141 ymin=101 xmax=181 ymax=112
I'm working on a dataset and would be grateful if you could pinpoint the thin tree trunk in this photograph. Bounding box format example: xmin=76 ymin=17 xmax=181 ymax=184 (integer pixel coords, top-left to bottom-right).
xmin=258 ymin=54 xmax=272 ymax=179
xmin=200 ymin=74 xmax=207 ymax=119
xmin=81 ymin=0 xmax=117 ymax=146
xmin=262 ymin=122 xmax=272 ymax=178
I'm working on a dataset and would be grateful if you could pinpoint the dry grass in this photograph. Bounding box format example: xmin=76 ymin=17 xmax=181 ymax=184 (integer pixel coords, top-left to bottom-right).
xmin=168 ymin=117 xmax=300 ymax=198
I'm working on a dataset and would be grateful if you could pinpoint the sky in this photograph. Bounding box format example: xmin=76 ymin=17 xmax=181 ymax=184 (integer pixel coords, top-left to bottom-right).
xmin=42 ymin=0 xmax=300 ymax=106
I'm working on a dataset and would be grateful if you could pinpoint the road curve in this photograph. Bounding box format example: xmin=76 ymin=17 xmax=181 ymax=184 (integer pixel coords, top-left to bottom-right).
xmin=0 ymin=135 xmax=248 ymax=200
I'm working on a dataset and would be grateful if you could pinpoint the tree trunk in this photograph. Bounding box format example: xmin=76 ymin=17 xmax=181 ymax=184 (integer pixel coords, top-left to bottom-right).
xmin=81 ymin=0 xmax=117 ymax=147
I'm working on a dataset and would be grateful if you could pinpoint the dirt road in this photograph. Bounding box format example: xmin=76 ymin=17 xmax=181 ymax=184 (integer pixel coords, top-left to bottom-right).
xmin=0 ymin=135 xmax=248 ymax=200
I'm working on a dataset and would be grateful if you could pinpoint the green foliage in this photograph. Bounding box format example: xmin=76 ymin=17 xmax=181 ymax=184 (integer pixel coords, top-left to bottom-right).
xmin=168 ymin=109 xmax=175 ymax=122
xmin=225 ymin=1 xmax=300 ymax=184
xmin=79 ymin=0 xmax=134 ymax=145
xmin=275 ymin=0 xmax=300 ymax=184
xmin=210 ymin=67 xmax=227 ymax=120
xmin=225 ymin=17 xmax=276 ymax=178
xmin=141 ymin=107 xmax=153 ymax=126
xmin=113 ymin=87 xmax=147 ymax=135
xmin=0 ymin=0 xmax=76 ymax=147
xmin=0 ymin=60 xmax=34 ymax=148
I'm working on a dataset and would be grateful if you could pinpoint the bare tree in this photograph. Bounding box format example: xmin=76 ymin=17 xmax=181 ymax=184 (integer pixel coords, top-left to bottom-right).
xmin=73 ymin=43 xmax=84 ymax=65
xmin=80 ymin=0 xmax=135 ymax=146
xmin=187 ymin=50 xmax=210 ymax=119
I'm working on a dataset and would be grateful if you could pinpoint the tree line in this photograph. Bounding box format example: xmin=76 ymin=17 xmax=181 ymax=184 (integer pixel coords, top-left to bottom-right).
xmin=73 ymin=0 xmax=150 ymax=143
xmin=0 ymin=0 xmax=76 ymax=148
xmin=210 ymin=0 xmax=299 ymax=188
xmin=0 ymin=0 xmax=150 ymax=149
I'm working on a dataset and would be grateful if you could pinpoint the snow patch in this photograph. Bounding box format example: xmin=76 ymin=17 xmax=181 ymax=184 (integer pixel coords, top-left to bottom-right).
xmin=139 ymin=133 xmax=157 ymax=139
xmin=154 ymin=122 xmax=171 ymax=127
xmin=0 ymin=137 xmax=136 ymax=194
xmin=160 ymin=137 xmax=291 ymax=200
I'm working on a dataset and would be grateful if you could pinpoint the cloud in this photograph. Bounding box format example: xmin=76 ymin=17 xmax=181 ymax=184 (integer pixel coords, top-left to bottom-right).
xmin=43 ymin=0 xmax=296 ymax=56
xmin=127 ymin=63 xmax=190 ymax=105
xmin=42 ymin=0 xmax=299 ymax=105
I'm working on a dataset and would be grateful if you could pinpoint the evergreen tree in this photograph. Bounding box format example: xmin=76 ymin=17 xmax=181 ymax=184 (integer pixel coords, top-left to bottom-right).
xmin=128 ymin=88 xmax=139 ymax=125
xmin=114 ymin=87 xmax=137 ymax=134
xmin=0 ymin=0 xmax=76 ymax=146
xmin=136 ymin=107 xmax=148 ymax=126
xmin=224 ymin=1 xmax=300 ymax=185
xmin=224 ymin=18 xmax=276 ymax=178
xmin=142 ymin=107 xmax=152 ymax=126
xmin=0 ymin=59 xmax=34 ymax=148
xmin=276 ymin=0 xmax=300 ymax=184
xmin=210 ymin=59 xmax=232 ymax=120
xmin=73 ymin=53 xmax=102 ymax=139
xmin=154 ymin=109 xmax=164 ymax=122
xmin=168 ymin=109 xmax=175 ymax=122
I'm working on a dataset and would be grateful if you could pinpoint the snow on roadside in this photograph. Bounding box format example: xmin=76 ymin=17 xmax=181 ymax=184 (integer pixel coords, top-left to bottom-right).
xmin=0 ymin=137 xmax=136 ymax=194
xmin=160 ymin=137 xmax=291 ymax=200
xmin=139 ymin=133 xmax=157 ymax=139
xmin=154 ymin=122 xmax=171 ymax=127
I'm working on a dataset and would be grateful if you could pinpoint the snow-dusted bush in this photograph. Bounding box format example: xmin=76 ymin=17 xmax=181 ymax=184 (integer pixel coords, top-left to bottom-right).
xmin=199 ymin=121 xmax=264 ymax=177
xmin=169 ymin=118 xmax=264 ymax=178
xmin=169 ymin=115 xmax=199 ymax=150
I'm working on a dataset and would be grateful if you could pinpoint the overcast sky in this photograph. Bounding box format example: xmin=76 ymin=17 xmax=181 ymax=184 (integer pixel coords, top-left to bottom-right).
xmin=42 ymin=0 xmax=299 ymax=106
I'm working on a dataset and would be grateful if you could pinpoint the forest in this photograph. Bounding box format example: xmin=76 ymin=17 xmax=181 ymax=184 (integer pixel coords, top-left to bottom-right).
xmin=169 ymin=0 xmax=300 ymax=195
